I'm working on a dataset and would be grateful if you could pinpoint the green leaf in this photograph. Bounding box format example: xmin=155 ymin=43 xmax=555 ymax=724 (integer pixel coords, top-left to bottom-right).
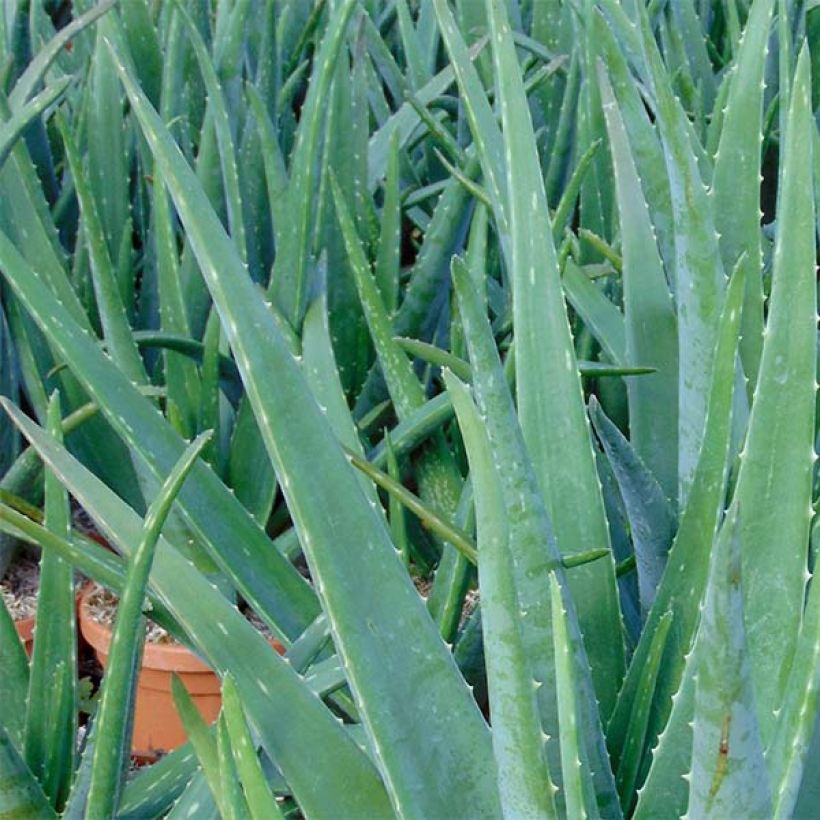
xmin=1 ymin=402 xmax=391 ymax=820
xmin=0 ymin=597 xmax=28 ymax=751
xmin=0 ymin=233 xmax=320 ymax=642
xmin=732 ymin=45 xmax=816 ymax=747
xmin=550 ymin=573 xmax=600 ymax=820
xmin=85 ymin=433 xmax=213 ymax=819
xmin=0 ymin=78 xmax=71 ymax=173
xmin=709 ymin=0 xmax=775 ymax=394
xmin=0 ymin=725 xmax=55 ymax=820
xmin=174 ymin=1 xmax=247 ymax=264
xmin=451 ymin=258 xmax=620 ymax=818
xmin=562 ymin=260 xmax=627 ymax=366
xmin=598 ymin=64 xmax=678 ymax=502
xmin=221 ymin=676 xmax=284 ymax=820
xmin=7 ymin=0 xmax=115 ymax=109
xmin=56 ymin=113 xmax=146 ymax=386
xmin=614 ymin=611 xmax=673 ymax=812
xmin=109 ymin=40 xmax=501 ymax=819
xmin=446 ymin=370 xmax=557 ymax=818
xmin=269 ymin=0 xmax=357 ymax=327
xmin=24 ymin=394 xmax=77 ymax=810
xmin=485 ymin=0 xmax=623 ymax=716
xmin=610 ymin=245 xmax=747 ymax=801
xmin=688 ymin=507 xmax=773 ymax=818
xmin=635 ymin=0 xmax=726 ymax=504
xmin=216 ymin=715 xmax=251 ymax=820
xmin=590 ymin=398 xmax=676 ymax=616
xmin=172 ymin=674 xmax=225 ymax=816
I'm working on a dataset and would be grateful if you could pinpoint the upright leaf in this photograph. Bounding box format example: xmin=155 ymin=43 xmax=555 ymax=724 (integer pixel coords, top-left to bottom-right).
xmin=110 ymin=44 xmax=502 ymax=819
xmin=688 ymin=508 xmax=773 ymax=818
xmin=485 ymin=0 xmax=624 ymax=715
xmin=732 ymin=46 xmax=816 ymax=746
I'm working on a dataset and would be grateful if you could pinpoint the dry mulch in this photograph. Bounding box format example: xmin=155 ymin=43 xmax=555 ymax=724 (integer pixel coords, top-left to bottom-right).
xmin=84 ymin=584 xmax=174 ymax=645
xmin=1 ymin=556 xmax=40 ymax=620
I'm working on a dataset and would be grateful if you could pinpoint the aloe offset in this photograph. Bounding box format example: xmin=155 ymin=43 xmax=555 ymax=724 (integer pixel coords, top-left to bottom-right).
xmin=0 ymin=0 xmax=816 ymax=818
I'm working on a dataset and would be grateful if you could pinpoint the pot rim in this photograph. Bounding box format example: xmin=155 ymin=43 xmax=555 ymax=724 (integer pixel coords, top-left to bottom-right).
xmin=78 ymin=584 xmax=214 ymax=673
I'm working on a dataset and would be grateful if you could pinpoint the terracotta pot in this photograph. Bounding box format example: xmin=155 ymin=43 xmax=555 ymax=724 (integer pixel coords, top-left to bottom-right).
xmin=78 ymin=585 xmax=283 ymax=760
xmin=14 ymin=587 xmax=85 ymax=657
xmin=14 ymin=613 xmax=35 ymax=657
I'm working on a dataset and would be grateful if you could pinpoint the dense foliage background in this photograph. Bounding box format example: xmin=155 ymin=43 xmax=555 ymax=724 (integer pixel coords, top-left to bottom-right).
xmin=0 ymin=0 xmax=818 ymax=817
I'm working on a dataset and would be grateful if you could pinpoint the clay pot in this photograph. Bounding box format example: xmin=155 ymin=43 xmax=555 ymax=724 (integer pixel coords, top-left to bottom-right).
xmin=14 ymin=613 xmax=36 ymax=657
xmin=14 ymin=587 xmax=84 ymax=657
xmin=78 ymin=585 xmax=283 ymax=760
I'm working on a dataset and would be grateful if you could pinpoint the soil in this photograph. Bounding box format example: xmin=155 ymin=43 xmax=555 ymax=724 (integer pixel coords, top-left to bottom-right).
xmin=460 ymin=587 xmax=480 ymax=628
xmin=84 ymin=583 xmax=279 ymax=645
xmin=241 ymin=603 xmax=274 ymax=639
xmin=1 ymin=555 xmax=40 ymax=620
xmin=84 ymin=585 xmax=175 ymax=645
xmin=412 ymin=573 xmax=480 ymax=630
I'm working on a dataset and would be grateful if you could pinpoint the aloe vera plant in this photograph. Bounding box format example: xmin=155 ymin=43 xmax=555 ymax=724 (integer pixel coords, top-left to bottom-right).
xmin=0 ymin=0 xmax=817 ymax=817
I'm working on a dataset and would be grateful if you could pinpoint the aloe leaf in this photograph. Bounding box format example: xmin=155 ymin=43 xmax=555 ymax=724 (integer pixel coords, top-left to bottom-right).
xmin=0 ymin=77 xmax=70 ymax=173
xmin=7 ymin=0 xmax=115 ymax=109
xmin=85 ymin=432 xmax=213 ymax=819
xmin=172 ymin=674 xmax=225 ymax=816
xmin=545 ymin=51 xmax=581 ymax=205
xmin=1 ymin=402 xmax=393 ymax=819
xmin=174 ymin=1 xmax=247 ymax=264
xmin=709 ymin=0 xmax=775 ymax=394
xmin=552 ymin=139 xmax=602 ymax=243
xmin=598 ymin=65 xmax=678 ymax=502
xmin=396 ymin=0 xmax=429 ymax=89
xmin=24 ymin=395 xmax=77 ymax=810
xmin=56 ymin=112 xmax=146 ymax=386
xmin=86 ymin=21 xmax=131 ymax=288
xmin=332 ymin=175 xmax=427 ymax=415
xmin=688 ymin=507 xmax=773 ymax=818
xmin=119 ymin=745 xmax=198 ymax=819
xmin=119 ymin=0 xmax=162 ymax=107
xmin=347 ymin=451 xmax=477 ymax=565
xmin=432 ymin=0 xmax=507 ymax=224
xmin=768 ymin=550 xmax=820 ymax=816
xmin=0 ymin=725 xmax=55 ymax=820
xmin=485 ymin=0 xmax=623 ymax=716
xmin=615 ymin=611 xmax=673 ymax=812
xmin=0 ymin=594 xmax=28 ymax=751
xmin=635 ymin=0 xmax=725 ymax=504
xmin=216 ymin=715 xmax=252 ymax=820
xmin=221 ymin=676 xmax=284 ymax=820
xmin=667 ymin=0 xmax=717 ymax=112
xmin=0 ymin=232 xmax=319 ymax=640
xmin=608 ymin=246 xmax=747 ymax=792
xmin=269 ymin=0 xmax=357 ymax=327
xmin=732 ymin=45 xmax=816 ymax=746
xmin=356 ymin=153 xmax=479 ymax=420
xmin=446 ymin=370 xmax=557 ymax=818
xmin=110 ymin=41 xmax=501 ymax=819
xmin=154 ymin=167 xmax=201 ymax=440
xmin=384 ymin=434 xmax=411 ymax=570
xmin=366 ymin=393 xmax=456 ymax=469
xmin=590 ymin=398 xmax=676 ymax=616
xmin=333 ymin=172 xmax=468 ymax=638
xmin=367 ymin=37 xmax=485 ymax=191
xmin=577 ymin=2 xmax=614 ymax=257
xmin=594 ymin=12 xmax=675 ymax=278
xmin=245 ymin=85 xmax=287 ymax=245
xmin=375 ymin=129 xmax=401 ymax=314
xmin=451 ymin=258 xmax=620 ymax=818
xmin=562 ymin=260 xmax=627 ymax=366
xmin=164 ymin=769 xmax=219 ymax=820
xmin=550 ymin=573 xmax=600 ymax=819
